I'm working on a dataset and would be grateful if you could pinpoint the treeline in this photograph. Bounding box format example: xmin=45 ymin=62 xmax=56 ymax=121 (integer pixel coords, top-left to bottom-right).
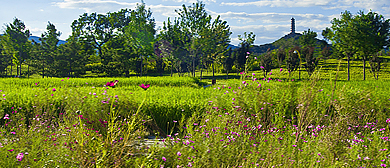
xmin=0 ymin=1 xmax=389 ymax=80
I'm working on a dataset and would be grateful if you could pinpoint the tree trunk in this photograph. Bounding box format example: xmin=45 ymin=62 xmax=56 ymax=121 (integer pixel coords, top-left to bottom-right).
xmin=363 ymin=58 xmax=366 ymax=81
xmin=347 ymin=55 xmax=350 ymax=81
xmin=226 ymin=70 xmax=229 ymax=79
xmin=140 ymin=57 xmax=143 ymax=77
xmin=212 ymin=62 xmax=215 ymax=79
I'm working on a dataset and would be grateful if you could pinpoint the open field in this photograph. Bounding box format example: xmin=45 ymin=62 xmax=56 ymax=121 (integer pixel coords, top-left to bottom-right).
xmin=1 ymin=64 xmax=390 ymax=167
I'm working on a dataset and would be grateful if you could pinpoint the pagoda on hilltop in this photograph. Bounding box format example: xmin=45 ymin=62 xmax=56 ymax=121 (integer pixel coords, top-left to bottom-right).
xmin=281 ymin=17 xmax=301 ymax=39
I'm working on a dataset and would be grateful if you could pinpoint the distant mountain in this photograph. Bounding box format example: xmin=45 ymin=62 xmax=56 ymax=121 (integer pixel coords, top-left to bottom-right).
xmin=29 ymin=36 xmax=67 ymax=45
xmin=227 ymin=44 xmax=238 ymax=50
xmin=0 ymin=34 xmax=67 ymax=45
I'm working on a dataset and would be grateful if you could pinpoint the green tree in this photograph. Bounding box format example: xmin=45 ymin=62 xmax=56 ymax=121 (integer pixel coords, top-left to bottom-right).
xmin=175 ymin=0 xmax=211 ymax=77
xmin=301 ymin=46 xmax=318 ymax=77
xmin=299 ymin=29 xmax=317 ymax=47
xmin=259 ymin=49 xmax=274 ymax=78
xmin=323 ymin=11 xmax=359 ymax=81
xmin=1 ymin=18 xmax=31 ymax=77
xmin=71 ymin=9 xmax=132 ymax=58
xmin=202 ymin=15 xmax=232 ymax=79
xmin=234 ymin=32 xmax=255 ymax=74
xmin=286 ymin=46 xmax=300 ymax=78
xmin=39 ymin=22 xmax=61 ymax=77
xmin=123 ymin=2 xmax=156 ymax=77
xmin=354 ymin=10 xmax=390 ymax=80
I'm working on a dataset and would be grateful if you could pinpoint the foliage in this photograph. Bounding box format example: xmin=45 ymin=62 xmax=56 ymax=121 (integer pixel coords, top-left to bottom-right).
xmin=1 ymin=18 xmax=31 ymax=77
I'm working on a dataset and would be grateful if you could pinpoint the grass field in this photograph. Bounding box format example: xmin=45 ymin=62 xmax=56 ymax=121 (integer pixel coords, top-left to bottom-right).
xmin=1 ymin=59 xmax=390 ymax=167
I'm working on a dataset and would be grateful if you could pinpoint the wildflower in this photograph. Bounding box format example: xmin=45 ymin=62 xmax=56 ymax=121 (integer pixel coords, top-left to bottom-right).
xmin=240 ymin=71 xmax=245 ymax=75
xmin=177 ymin=152 xmax=182 ymax=156
xmin=232 ymin=98 xmax=235 ymax=101
xmin=162 ymin=156 xmax=166 ymax=161
xmin=2 ymin=94 xmax=5 ymax=97
xmin=16 ymin=153 xmax=24 ymax=161
xmin=106 ymin=80 xmax=119 ymax=87
xmin=247 ymin=52 xmax=250 ymax=55
xmin=252 ymin=73 xmax=255 ymax=76
xmin=3 ymin=114 xmax=9 ymax=119
xmin=8 ymin=149 xmax=14 ymax=152
xmin=52 ymin=88 xmax=56 ymax=91
xmin=280 ymin=68 xmax=283 ymax=72
xmin=139 ymin=84 xmax=150 ymax=90
xmin=255 ymin=57 xmax=257 ymax=59
xmin=260 ymin=66 xmax=264 ymax=69
xmin=381 ymin=164 xmax=386 ymax=167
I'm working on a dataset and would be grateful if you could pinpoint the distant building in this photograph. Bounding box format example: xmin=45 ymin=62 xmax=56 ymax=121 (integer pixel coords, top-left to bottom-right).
xmin=291 ymin=18 xmax=295 ymax=34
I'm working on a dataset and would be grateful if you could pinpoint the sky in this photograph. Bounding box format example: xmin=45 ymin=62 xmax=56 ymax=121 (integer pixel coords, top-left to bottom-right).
xmin=1 ymin=0 xmax=389 ymax=46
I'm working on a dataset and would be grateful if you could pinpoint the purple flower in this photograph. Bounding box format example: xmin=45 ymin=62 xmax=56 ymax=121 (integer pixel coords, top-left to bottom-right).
xmin=246 ymin=52 xmax=250 ymax=55
xmin=16 ymin=153 xmax=24 ymax=161
xmin=280 ymin=68 xmax=283 ymax=72
xmin=260 ymin=66 xmax=264 ymax=69
xmin=139 ymin=84 xmax=150 ymax=90
xmin=52 ymin=88 xmax=56 ymax=92
xmin=177 ymin=152 xmax=182 ymax=156
xmin=162 ymin=156 xmax=166 ymax=161
xmin=252 ymin=73 xmax=255 ymax=76
xmin=2 ymin=94 xmax=5 ymax=97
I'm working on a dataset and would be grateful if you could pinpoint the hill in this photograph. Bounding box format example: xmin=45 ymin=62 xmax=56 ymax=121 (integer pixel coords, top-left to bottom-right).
xmin=29 ymin=36 xmax=67 ymax=45
xmin=0 ymin=34 xmax=67 ymax=45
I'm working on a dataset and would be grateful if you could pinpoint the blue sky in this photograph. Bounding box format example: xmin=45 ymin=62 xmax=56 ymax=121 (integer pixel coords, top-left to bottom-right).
xmin=1 ymin=0 xmax=389 ymax=46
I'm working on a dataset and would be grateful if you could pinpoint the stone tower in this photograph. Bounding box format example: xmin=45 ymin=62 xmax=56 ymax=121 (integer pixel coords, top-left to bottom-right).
xmin=291 ymin=18 xmax=295 ymax=34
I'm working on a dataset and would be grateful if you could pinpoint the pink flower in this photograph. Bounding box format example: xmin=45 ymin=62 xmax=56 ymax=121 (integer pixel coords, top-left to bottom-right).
xmin=3 ymin=114 xmax=9 ymax=119
xmin=16 ymin=153 xmax=24 ymax=161
xmin=240 ymin=71 xmax=245 ymax=75
xmin=280 ymin=68 xmax=283 ymax=72
xmin=260 ymin=66 xmax=264 ymax=69
xmin=162 ymin=156 xmax=166 ymax=161
xmin=8 ymin=149 xmax=14 ymax=152
xmin=246 ymin=52 xmax=250 ymax=55
xmin=252 ymin=73 xmax=255 ymax=76
xmin=177 ymin=152 xmax=182 ymax=156
xmin=139 ymin=84 xmax=150 ymax=90
xmin=52 ymin=88 xmax=56 ymax=92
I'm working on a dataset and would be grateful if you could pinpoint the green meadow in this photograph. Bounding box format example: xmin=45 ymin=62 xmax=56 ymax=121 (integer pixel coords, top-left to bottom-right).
xmin=1 ymin=60 xmax=390 ymax=167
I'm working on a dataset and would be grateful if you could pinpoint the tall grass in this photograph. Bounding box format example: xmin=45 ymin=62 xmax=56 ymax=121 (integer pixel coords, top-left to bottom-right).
xmin=0 ymin=73 xmax=390 ymax=167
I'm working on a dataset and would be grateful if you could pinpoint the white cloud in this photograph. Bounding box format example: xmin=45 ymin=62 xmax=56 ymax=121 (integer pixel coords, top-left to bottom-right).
xmin=26 ymin=26 xmax=46 ymax=36
xmin=163 ymin=0 xmax=216 ymax=3
xmin=221 ymin=0 xmax=332 ymax=8
xmin=149 ymin=4 xmax=181 ymax=17
xmin=53 ymin=0 xmax=138 ymax=13
xmin=208 ymin=11 xmax=328 ymax=24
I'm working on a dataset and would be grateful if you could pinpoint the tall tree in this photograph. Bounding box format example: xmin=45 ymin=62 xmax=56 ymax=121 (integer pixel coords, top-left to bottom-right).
xmin=123 ymin=2 xmax=156 ymax=77
xmin=354 ymin=10 xmax=390 ymax=80
xmin=71 ymin=9 xmax=132 ymax=58
xmin=202 ymin=15 xmax=232 ymax=79
xmin=1 ymin=18 xmax=31 ymax=77
xmin=235 ymin=32 xmax=255 ymax=74
xmin=39 ymin=22 xmax=61 ymax=77
xmin=323 ymin=11 xmax=359 ymax=81
xmin=175 ymin=0 xmax=211 ymax=77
